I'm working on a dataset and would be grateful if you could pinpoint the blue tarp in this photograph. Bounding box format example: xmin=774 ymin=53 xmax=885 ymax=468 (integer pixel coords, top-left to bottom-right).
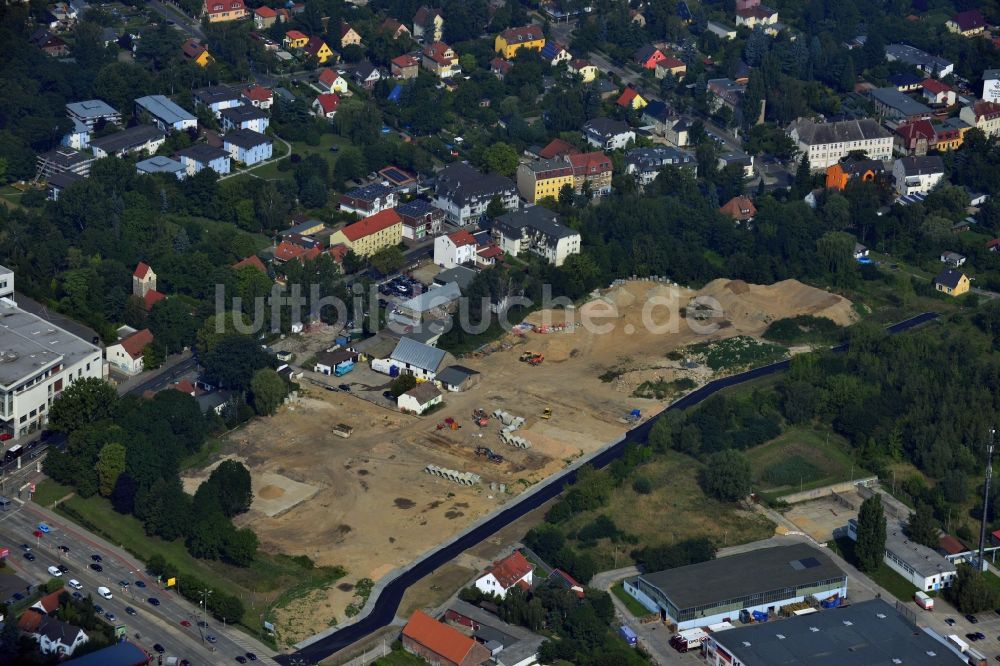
xmin=387 ymin=85 xmax=402 ymax=103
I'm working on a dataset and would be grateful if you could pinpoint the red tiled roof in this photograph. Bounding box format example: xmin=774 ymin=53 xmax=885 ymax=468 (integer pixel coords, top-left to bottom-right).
xmin=447 ymin=229 xmax=477 ymax=247
xmin=987 ymin=238 xmax=1000 ymax=250
xmin=318 ymin=68 xmax=340 ymax=87
xmin=485 ymin=551 xmax=533 ymax=589
xmin=182 ymin=39 xmax=207 ymax=59
xmin=18 ymin=611 xmax=43 ymax=633
xmin=329 ymin=243 xmax=349 ymax=263
xmin=243 ymin=84 xmax=272 ymax=102
xmin=340 ymin=209 xmax=402 ymax=241
xmin=938 ymin=534 xmax=966 ymax=555
xmin=340 ymin=23 xmax=356 ymax=38
xmin=617 ymin=87 xmax=641 ymax=107
xmin=120 ymin=329 xmax=154 ymax=359
xmin=973 ymin=101 xmax=1000 ymax=120
xmin=402 ymin=610 xmax=480 ymax=665
xmin=392 ymin=54 xmax=418 ymax=68
xmin=255 ymin=6 xmax=276 ymax=17
xmin=233 ymin=255 xmax=267 ymax=273
xmin=921 ymin=78 xmax=951 ymax=95
xmin=315 ymin=93 xmax=340 ymax=114
xmin=206 ymin=0 xmax=245 ymax=15
xmin=539 ymin=138 xmax=579 ymax=159
xmin=720 ymin=195 xmax=757 ymax=220
xmin=568 ymin=151 xmax=612 ymax=174
xmin=285 ymin=30 xmax=308 ymax=41
xmin=477 ymin=245 xmax=502 ymax=259
xmin=895 ymin=119 xmax=935 ymax=143
xmin=423 ymin=41 xmax=456 ymax=65
xmin=490 ymin=57 xmax=513 ymax=74
xmin=275 ymin=240 xmax=309 ymax=261
xmin=658 ymin=55 xmax=685 ymax=69
xmin=172 ymin=379 xmax=196 ymax=395
xmin=143 ymin=290 xmax=165 ymax=310
xmin=381 ymin=18 xmax=407 ymax=34
xmin=35 ymin=590 xmax=63 ymax=614
xmin=134 ymin=261 xmax=151 ymax=279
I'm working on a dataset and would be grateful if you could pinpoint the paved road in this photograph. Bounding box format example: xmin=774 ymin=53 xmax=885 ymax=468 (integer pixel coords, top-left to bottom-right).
xmin=147 ymin=0 xmax=205 ymax=40
xmin=117 ymin=353 xmax=198 ymax=397
xmin=278 ymin=311 xmax=940 ymax=665
xmin=0 ymin=499 xmax=276 ymax=664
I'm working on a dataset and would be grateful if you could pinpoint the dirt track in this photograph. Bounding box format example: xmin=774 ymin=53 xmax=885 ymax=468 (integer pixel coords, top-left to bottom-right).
xmin=211 ymin=278 xmax=855 ymax=642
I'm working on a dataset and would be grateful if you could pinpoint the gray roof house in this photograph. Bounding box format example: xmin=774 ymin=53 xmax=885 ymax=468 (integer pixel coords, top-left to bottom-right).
xmin=433 ymin=265 xmax=477 ymax=291
xmin=868 ymin=87 xmax=932 ymax=120
xmin=65 ymin=99 xmax=120 ymax=129
xmin=435 ymin=365 xmax=480 ymax=391
xmin=885 ymin=43 xmax=954 ymax=78
xmin=136 ymin=155 xmax=185 ymax=179
xmin=626 ymin=146 xmax=696 ymax=185
xmin=134 ymin=95 xmax=197 ymax=132
xmin=583 ymin=117 xmax=636 ymax=150
xmin=386 ymin=336 xmax=449 ymax=379
xmin=393 ymin=282 xmax=462 ymax=324
xmin=89 ymin=125 xmax=164 ymax=159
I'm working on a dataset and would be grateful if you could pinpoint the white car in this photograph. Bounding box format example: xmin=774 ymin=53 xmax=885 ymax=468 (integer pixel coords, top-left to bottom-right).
xmin=67 ymin=579 xmax=82 ymax=590
xmin=47 ymin=566 xmax=62 ymax=577
xmin=97 ymin=586 xmax=112 ymax=600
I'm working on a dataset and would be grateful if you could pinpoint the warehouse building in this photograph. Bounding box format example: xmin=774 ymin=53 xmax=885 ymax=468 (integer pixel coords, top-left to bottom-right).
xmin=624 ymin=544 xmax=846 ymax=630
xmin=702 ymin=598 xmax=965 ymax=665
xmin=848 ymin=518 xmax=956 ymax=591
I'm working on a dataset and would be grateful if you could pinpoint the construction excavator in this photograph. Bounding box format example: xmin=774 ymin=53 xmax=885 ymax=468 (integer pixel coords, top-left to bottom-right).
xmin=472 ymin=408 xmax=489 ymax=427
xmin=541 ymin=408 xmax=552 ymax=420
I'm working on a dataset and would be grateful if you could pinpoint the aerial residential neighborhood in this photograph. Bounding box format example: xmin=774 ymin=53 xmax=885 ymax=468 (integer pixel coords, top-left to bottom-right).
xmin=8 ymin=0 xmax=1000 ymax=665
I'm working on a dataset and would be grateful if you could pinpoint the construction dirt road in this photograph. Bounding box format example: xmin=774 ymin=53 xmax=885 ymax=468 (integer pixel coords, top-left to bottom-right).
xmin=199 ymin=278 xmax=855 ymax=644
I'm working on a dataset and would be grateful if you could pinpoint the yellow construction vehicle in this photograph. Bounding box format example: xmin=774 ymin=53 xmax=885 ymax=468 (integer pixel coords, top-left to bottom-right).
xmin=519 ymin=351 xmax=536 ymax=362
xmin=541 ymin=408 xmax=552 ymax=420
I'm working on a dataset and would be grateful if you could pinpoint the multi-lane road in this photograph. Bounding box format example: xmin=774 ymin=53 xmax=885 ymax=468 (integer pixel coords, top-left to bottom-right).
xmin=0 ymin=499 xmax=275 ymax=664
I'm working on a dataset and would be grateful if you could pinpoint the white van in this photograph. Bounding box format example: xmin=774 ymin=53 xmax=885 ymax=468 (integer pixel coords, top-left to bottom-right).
xmin=46 ymin=566 xmax=62 ymax=577
xmin=97 ymin=586 xmax=112 ymax=600
xmin=67 ymin=579 xmax=82 ymax=590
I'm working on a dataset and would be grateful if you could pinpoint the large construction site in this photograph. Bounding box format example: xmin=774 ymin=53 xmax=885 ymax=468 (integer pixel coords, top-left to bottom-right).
xmin=190 ymin=278 xmax=857 ymax=643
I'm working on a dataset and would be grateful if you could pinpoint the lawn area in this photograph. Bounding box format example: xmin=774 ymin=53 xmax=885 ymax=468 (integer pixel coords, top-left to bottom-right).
xmin=745 ymin=425 xmax=869 ymax=500
xmin=39 ymin=480 xmax=345 ymax=637
xmin=373 ymin=648 xmax=427 ymax=666
xmin=179 ymin=437 xmax=223 ymax=472
xmin=32 ymin=479 xmax=74 ymax=508
xmin=0 ymin=185 xmax=24 ymax=209
xmin=613 ymin=581 xmax=650 ymax=617
xmin=829 ymin=537 xmax=917 ymax=602
xmin=559 ymin=451 xmax=775 ymax=570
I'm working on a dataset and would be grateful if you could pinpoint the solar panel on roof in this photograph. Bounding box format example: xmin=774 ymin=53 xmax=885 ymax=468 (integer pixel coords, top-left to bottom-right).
xmin=382 ymin=168 xmax=409 ymax=182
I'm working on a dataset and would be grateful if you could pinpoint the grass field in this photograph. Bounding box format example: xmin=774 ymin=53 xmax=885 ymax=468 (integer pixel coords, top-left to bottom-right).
xmin=613 ymin=581 xmax=650 ymax=617
xmin=38 ymin=480 xmax=345 ymax=638
xmin=689 ymin=336 xmax=788 ymax=371
xmin=32 ymin=480 xmax=73 ymax=508
xmin=746 ymin=426 xmax=868 ymax=500
xmin=559 ymin=451 xmax=775 ymax=569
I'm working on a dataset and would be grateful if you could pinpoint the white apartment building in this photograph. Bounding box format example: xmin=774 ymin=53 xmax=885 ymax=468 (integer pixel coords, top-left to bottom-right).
xmin=0 ymin=271 xmax=103 ymax=438
xmin=786 ymin=118 xmax=894 ymax=171
xmin=492 ymin=207 xmax=581 ymax=267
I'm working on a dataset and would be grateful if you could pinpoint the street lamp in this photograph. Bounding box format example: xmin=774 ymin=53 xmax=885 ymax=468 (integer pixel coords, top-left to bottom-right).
xmin=199 ymin=589 xmax=212 ymax=643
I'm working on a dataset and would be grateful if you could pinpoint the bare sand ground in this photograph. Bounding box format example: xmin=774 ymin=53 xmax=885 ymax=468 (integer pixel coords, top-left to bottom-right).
xmin=209 ymin=279 xmax=854 ymax=642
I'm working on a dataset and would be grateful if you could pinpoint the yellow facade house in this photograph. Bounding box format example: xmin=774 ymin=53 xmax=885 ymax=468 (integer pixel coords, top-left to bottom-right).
xmin=934 ymin=268 xmax=970 ymax=297
xmin=495 ymin=24 xmax=545 ymax=59
xmin=329 ymin=209 xmax=403 ymax=257
xmin=516 ymin=157 xmax=574 ymax=203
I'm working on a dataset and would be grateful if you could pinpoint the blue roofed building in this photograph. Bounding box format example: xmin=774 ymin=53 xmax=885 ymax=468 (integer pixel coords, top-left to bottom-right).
xmin=177 ymin=144 xmax=231 ymax=176
xmin=135 ymin=95 xmax=198 ymax=132
xmin=136 ymin=155 xmax=186 ymax=179
xmin=223 ymin=128 xmax=273 ymax=165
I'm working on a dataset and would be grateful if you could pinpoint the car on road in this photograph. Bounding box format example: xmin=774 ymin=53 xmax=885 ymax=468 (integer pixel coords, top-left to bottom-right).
xmin=246 ymin=653 xmax=257 ymax=661
xmin=324 ymin=385 xmax=336 ymax=392
xmin=153 ymin=643 xmax=165 ymax=654
xmin=47 ymin=566 xmax=62 ymax=577
xmin=118 ymin=580 xmax=129 ymax=588
xmin=57 ymin=545 xmax=69 ymax=553
xmin=68 ymin=579 xmax=82 ymax=590
xmin=977 ymin=632 xmax=987 ymax=640
xmin=12 ymin=593 xmax=23 ymax=601
xmin=967 ymin=614 xmax=979 ymax=624
xmin=382 ymin=390 xmax=394 ymax=399
xmin=147 ymin=597 xmax=160 ymax=606
xmin=94 ymin=605 xmax=104 ymax=615
xmin=134 ymin=580 xmax=146 ymax=588
xmin=97 ymin=587 xmax=112 ymax=600
xmin=23 ymin=553 xmax=35 ymax=561
xmin=89 ymin=563 xmax=103 ymax=572
xmin=197 ymin=621 xmax=208 ymax=628
xmin=945 ymin=618 xmax=956 ymax=626
xmin=90 ymin=554 xmax=102 ymax=562
xmin=71 ymin=592 xmax=82 ymax=600
xmin=37 ymin=523 xmax=50 ymax=534
xmin=180 ymin=620 xmax=191 ymax=627
xmin=338 ymin=384 xmax=351 ymax=391
xmin=105 ymin=612 xmax=116 ymax=622
xmin=236 ymin=657 xmax=247 ymax=664
xmin=19 ymin=544 xmax=30 ymax=552
xmin=125 ymin=606 xmax=136 ymax=616
xmin=968 ymin=633 xmax=980 ymax=641
xmin=206 ymin=635 xmax=217 ymax=643
xmin=57 ymin=565 xmax=68 ymax=574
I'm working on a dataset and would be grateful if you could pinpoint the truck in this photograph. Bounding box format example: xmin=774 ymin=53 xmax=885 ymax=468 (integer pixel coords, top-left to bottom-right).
xmin=915 ymin=591 xmax=934 ymax=610
xmin=619 ymin=625 xmax=637 ymax=647
xmin=334 ymin=360 xmax=354 ymax=376
xmin=669 ymin=628 xmax=708 ymax=652
xmin=948 ymin=634 xmax=969 ymax=653
xmin=966 ymin=647 xmax=987 ymax=666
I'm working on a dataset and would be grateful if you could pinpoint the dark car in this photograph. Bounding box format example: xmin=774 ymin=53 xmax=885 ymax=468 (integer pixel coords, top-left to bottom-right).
xmin=23 ymin=553 xmax=35 ymax=561
xmin=90 ymin=554 xmax=102 ymax=563
xmin=967 ymin=614 xmax=979 ymax=624
xmin=89 ymin=563 xmax=103 ymax=572
xmin=94 ymin=605 xmax=104 ymax=615
xmin=125 ymin=606 xmax=137 ymax=616
xmin=134 ymin=580 xmax=146 ymax=588
xmin=382 ymin=390 xmax=394 ymax=399
xmin=977 ymin=632 xmax=987 ymax=640
xmin=19 ymin=544 xmax=30 ymax=552
xmin=197 ymin=620 xmax=208 ymax=628
xmin=147 ymin=597 xmax=160 ymax=606
xmin=246 ymin=653 xmax=257 ymax=661
xmin=324 ymin=385 xmax=337 ymax=392
xmin=57 ymin=565 xmax=68 ymax=574
xmin=57 ymin=545 xmax=69 ymax=552
xmin=338 ymin=384 xmax=351 ymax=391
xmin=153 ymin=643 xmax=165 ymax=654
xmin=71 ymin=592 xmax=82 ymax=600
xmin=105 ymin=612 xmax=117 ymax=622
xmin=119 ymin=580 xmax=129 ymax=588
xmin=206 ymin=635 xmax=217 ymax=643
xmin=946 ymin=618 xmax=956 ymax=626
xmin=236 ymin=658 xmax=247 ymax=664
xmin=12 ymin=593 xmax=24 ymax=601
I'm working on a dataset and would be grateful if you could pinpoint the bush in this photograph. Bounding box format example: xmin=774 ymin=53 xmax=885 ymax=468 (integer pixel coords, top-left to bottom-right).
xmin=632 ymin=476 xmax=653 ymax=494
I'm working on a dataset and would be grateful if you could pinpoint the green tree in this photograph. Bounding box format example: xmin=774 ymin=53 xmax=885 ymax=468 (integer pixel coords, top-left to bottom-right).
xmin=96 ymin=442 xmax=126 ymax=497
xmin=249 ymin=368 xmax=286 ymax=416
xmin=482 ymin=142 xmax=519 ymax=177
xmin=389 ymin=374 xmax=417 ymax=396
xmin=486 ymin=195 xmax=508 ymax=220
xmin=855 ymin=494 xmax=887 ymax=573
xmin=142 ymin=342 xmax=165 ymax=370
xmin=699 ymin=450 xmax=752 ymax=501
xmin=948 ymin=564 xmax=1000 ymax=614
xmin=202 ymin=335 xmax=274 ymax=390
xmin=148 ymin=299 xmax=197 ymax=354
xmin=49 ymin=378 xmax=118 ymax=433
xmin=207 ymin=460 xmax=253 ymax=517
xmin=370 ymin=246 xmax=405 ymax=275
xmin=906 ymin=503 xmax=938 ymax=548
xmin=196 ymin=311 xmax=254 ymax=356
xmin=222 ymin=528 xmax=259 ymax=566
xmin=816 ymin=231 xmax=856 ymax=287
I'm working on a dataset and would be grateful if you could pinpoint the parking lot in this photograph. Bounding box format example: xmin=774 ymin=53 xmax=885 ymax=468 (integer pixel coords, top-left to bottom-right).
xmin=925 ymin=599 xmax=1000 ymax=658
